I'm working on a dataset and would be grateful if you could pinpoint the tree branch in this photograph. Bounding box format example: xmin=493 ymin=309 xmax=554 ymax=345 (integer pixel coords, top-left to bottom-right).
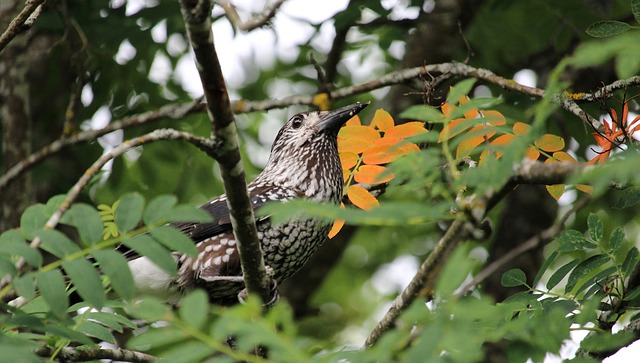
xmin=2 ymin=63 xmax=632 ymax=205
xmin=0 ymin=128 xmax=217 ymax=294
xmin=364 ymin=160 xmax=585 ymax=348
xmin=215 ymin=0 xmax=285 ymax=32
xmin=456 ymin=195 xmax=590 ymax=297
xmin=36 ymin=345 xmax=156 ymax=363
xmin=0 ymin=0 xmax=45 ymax=53
xmin=363 ymin=217 xmax=472 ymax=348
xmin=179 ymin=0 xmax=271 ymax=303
xmin=0 ymin=99 xmax=204 ymax=193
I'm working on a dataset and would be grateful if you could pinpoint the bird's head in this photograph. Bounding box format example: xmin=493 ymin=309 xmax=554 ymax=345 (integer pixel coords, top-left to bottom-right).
xmin=259 ymin=102 xmax=369 ymax=199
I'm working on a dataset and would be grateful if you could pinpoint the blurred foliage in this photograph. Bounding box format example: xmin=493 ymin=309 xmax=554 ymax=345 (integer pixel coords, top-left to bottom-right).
xmin=2 ymin=0 xmax=640 ymax=362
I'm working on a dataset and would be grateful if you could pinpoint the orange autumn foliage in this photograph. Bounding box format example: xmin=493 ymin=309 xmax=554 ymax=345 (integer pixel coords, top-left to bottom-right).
xmin=328 ymin=108 xmax=427 ymax=238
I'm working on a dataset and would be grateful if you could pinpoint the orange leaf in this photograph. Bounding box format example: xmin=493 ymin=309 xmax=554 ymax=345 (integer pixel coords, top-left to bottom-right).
xmin=362 ymin=144 xmax=405 ymax=165
xmin=513 ymin=122 xmax=531 ymax=136
xmin=354 ymin=165 xmax=395 ymax=184
xmin=346 ymin=115 xmax=361 ymax=126
xmin=482 ymin=110 xmax=506 ymax=126
xmin=546 ymin=184 xmax=565 ymax=201
xmin=490 ymin=134 xmax=515 ymax=146
xmin=459 ymin=95 xmax=479 ymax=119
xmin=370 ymin=109 xmax=394 ymax=131
xmin=328 ymin=218 xmax=345 ymax=238
xmin=338 ymin=125 xmax=380 ymax=143
xmin=441 ymin=101 xmax=455 ymax=117
xmin=456 ymin=122 xmax=500 ymax=157
xmin=576 ymin=184 xmax=593 ymax=194
xmin=338 ymin=138 xmax=370 ymax=154
xmin=385 ymin=122 xmax=427 ymax=139
xmin=525 ymin=147 xmax=540 ymax=160
xmin=339 ymin=152 xmax=359 ymax=170
xmin=439 ymin=118 xmax=474 ymax=142
xmin=343 ymin=169 xmax=351 ymax=183
xmin=328 ymin=202 xmax=346 ymax=238
xmin=534 ymin=134 xmax=565 ymax=152
xmin=373 ymin=136 xmax=403 ymax=146
xmin=553 ymin=151 xmax=576 ymax=162
xmin=362 ymin=136 xmax=419 ymax=164
xmin=347 ymin=185 xmax=380 ymax=210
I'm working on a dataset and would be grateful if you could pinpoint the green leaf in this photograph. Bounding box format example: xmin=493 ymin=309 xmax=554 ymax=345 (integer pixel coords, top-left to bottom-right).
xmin=555 ymin=229 xmax=597 ymax=252
xmin=447 ymin=78 xmax=477 ymax=106
xmin=20 ymin=204 xmax=48 ymax=240
xmin=586 ymin=21 xmax=631 ymax=38
xmin=546 ymin=259 xmax=580 ymax=290
xmin=92 ymin=249 xmax=135 ymax=300
xmin=160 ymin=341 xmax=215 ymax=363
xmin=179 ymin=290 xmax=208 ymax=329
xmin=613 ymin=187 xmax=640 ymax=209
xmin=127 ymin=297 xmax=171 ymax=321
xmin=127 ymin=326 xmax=187 ymax=351
xmin=621 ymin=247 xmax=639 ymax=278
xmin=66 ymin=204 xmax=104 ymax=245
xmin=624 ymin=285 xmax=640 ymax=302
xmin=0 ymin=334 xmax=42 ymax=363
xmin=85 ymin=311 xmax=136 ymax=332
xmin=575 ymin=266 xmax=616 ymax=299
xmin=0 ymin=259 xmax=17 ymax=279
xmin=76 ymin=320 xmax=115 ymax=343
xmin=0 ymin=230 xmax=42 ymax=267
xmin=124 ymin=235 xmax=177 ymax=275
xmin=62 ymin=259 xmax=105 ymax=308
xmin=501 ymin=269 xmax=528 ymax=288
xmin=35 ymin=270 xmax=68 ymax=317
xmin=115 ymin=192 xmax=145 ymax=232
xmin=150 ymin=226 xmax=198 ymax=258
xmin=13 ymin=273 xmax=36 ymax=301
xmin=436 ymin=246 xmax=473 ymax=296
xmin=533 ymin=251 xmax=558 ymax=287
xmin=608 ymin=227 xmax=624 ymax=257
xmin=36 ymin=229 xmax=81 ymax=258
xmin=565 ymin=255 xmax=610 ymax=294
xmin=163 ymin=205 xmax=213 ymax=224
xmin=143 ymin=194 xmax=178 ymax=225
xmin=580 ymin=331 xmax=635 ymax=352
xmin=632 ymin=0 xmax=640 ymax=25
xmin=587 ymin=213 xmax=603 ymax=243
xmin=399 ymin=105 xmax=444 ymax=123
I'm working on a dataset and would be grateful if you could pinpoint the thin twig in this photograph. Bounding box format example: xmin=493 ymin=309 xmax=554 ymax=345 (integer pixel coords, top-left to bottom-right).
xmin=0 ymin=128 xmax=216 ymax=293
xmin=179 ymin=0 xmax=272 ymax=303
xmin=216 ymin=0 xmax=285 ymax=32
xmin=0 ymin=0 xmax=45 ymax=53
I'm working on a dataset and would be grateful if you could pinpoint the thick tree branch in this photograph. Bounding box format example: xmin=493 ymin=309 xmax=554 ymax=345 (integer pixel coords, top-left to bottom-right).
xmin=0 ymin=128 xmax=216 ymax=294
xmin=215 ymin=0 xmax=285 ymax=32
xmin=179 ymin=0 xmax=271 ymax=303
xmin=0 ymin=0 xmax=45 ymax=53
xmin=36 ymin=345 xmax=156 ymax=363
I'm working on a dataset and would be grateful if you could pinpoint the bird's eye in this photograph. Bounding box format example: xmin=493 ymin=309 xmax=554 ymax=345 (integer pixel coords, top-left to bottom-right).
xmin=291 ymin=116 xmax=303 ymax=129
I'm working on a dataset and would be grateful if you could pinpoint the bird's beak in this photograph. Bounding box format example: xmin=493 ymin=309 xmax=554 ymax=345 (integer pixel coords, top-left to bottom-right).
xmin=318 ymin=102 xmax=369 ymax=132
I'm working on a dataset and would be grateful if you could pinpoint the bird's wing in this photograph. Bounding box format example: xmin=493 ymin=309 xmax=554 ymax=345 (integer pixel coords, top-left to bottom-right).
xmin=171 ymin=183 xmax=299 ymax=243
